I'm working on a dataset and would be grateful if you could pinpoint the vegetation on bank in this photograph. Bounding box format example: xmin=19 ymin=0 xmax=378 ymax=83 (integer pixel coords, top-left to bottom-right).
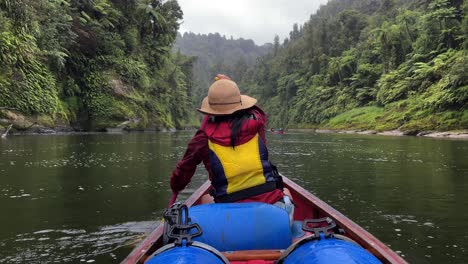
xmin=0 ymin=0 xmax=196 ymax=131
xmin=233 ymin=0 xmax=467 ymax=132
xmin=0 ymin=0 xmax=467 ymax=133
xmin=174 ymin=0 xmax=467 ymax=133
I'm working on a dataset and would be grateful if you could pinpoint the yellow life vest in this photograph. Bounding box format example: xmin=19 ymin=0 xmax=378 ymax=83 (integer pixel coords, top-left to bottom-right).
xmin=208 ymin=134 xmax=279 ymax=202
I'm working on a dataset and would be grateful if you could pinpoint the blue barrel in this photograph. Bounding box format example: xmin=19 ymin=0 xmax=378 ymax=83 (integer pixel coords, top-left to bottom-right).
xmin=188 ymin=202 xmax=292 ymax=251
xmin=283 ymin=237 xmax=382 ymax=264
xmin=146 ymin=242 xmax=228 ymax=264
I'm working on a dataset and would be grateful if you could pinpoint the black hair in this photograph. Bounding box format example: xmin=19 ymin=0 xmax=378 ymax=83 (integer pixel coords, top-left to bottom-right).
xmin=210 ymin=111 xmax=252 ymax=148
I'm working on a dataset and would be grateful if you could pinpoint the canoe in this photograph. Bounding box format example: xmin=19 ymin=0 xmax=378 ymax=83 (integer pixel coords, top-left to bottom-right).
xmin=269 ymin=129 xmax=285 ymax=134
xmin=121 ymin=175 xmax=407 ymax=264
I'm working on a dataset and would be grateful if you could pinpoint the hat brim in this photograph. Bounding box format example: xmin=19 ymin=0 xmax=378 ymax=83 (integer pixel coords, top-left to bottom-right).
xmin=197 ymin=95 xmax=257 ymax=115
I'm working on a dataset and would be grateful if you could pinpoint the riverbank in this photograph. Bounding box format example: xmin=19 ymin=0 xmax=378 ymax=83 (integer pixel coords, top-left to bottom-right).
xmin=0 ymin=109 xmax=190 ymax=137
xmin=0 ymin=124 xmax=179 ymax=136
xmin=3 ymin=125 xmax=467 ymax=139
xmin=2 ymin=109 xmax=467 ymax=139
xmin=288 ymin=128 xmax=468 ymax=139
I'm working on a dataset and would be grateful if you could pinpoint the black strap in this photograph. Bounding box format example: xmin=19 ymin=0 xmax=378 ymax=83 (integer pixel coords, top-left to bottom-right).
xmin=270 ymin=162 xmax=284 ymax=190
xmin=214 ymin=180 xmax=281 ymax=203
xmin=209 ymin=100 xmax=242 ymax=106
xmin=209 ymin=113 xmax=256 ymax=123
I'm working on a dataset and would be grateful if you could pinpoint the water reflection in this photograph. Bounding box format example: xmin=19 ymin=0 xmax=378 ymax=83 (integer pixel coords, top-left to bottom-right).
xmin=0 ymin=132 xmax=467 ymax=263
xmin=1 ymin=221 xmax=156 ymax=263
xmin=269 ymin=132 xmax=468 ymax=263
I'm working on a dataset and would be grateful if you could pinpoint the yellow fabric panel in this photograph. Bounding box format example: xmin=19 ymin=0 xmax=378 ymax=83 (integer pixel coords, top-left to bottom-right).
xmin=208 ymin=134 xmax=266 ymax=194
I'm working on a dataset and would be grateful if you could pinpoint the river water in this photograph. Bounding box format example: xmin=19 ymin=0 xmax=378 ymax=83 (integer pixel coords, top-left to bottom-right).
xmin=0 ymin=131 xmax=467 ymax=263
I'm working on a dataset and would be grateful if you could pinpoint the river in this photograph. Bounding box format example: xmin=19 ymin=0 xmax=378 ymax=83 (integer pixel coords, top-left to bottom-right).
xmin=0 ymin=131 xmax=467 ymax=263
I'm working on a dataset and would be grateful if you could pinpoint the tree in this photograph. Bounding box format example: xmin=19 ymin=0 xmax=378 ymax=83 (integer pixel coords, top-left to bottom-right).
xmin=428 ymin=0 xmax=462 ymax=49
xmin=273 ymin=35 xmax=280 ymax=56
xmin=290 ymin=23 xmax=301 ymax=41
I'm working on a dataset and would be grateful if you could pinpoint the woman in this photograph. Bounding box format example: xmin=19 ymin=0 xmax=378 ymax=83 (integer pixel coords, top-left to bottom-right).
xmin=169 ymin=74 xmax=293 ymax=218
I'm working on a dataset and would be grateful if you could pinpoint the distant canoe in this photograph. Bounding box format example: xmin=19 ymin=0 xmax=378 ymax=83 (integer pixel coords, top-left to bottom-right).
xmin=269 ymin=129 xmax=285 ymax=134
xmin=122 ymin=175 xmax=407 ymax=264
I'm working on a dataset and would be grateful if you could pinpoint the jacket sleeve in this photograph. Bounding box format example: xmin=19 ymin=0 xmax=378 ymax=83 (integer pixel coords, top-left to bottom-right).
xmin=170 ymin=129 xmax=209 ymax=193
xmin=251 ymin=105 xmax=267 ymax=143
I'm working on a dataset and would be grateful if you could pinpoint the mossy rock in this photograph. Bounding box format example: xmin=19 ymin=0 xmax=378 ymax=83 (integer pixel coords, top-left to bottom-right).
xmin=13 ymin=120 xmax=35 ymax=131
xmin=36 ymin=115 xmax=55 ymax=128
xmin=122 ymin=120 xmax=146 ymax=130
xmin=1 ymin=110 xmax=24 ymax=121
xmin=87 ymin=119 xmax=123 ymax=131
xmin=0 ymin=110 xmax=7 ymax=119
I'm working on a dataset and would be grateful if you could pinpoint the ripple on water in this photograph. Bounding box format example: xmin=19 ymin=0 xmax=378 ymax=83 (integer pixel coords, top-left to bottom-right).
xmin=23 ymin=151 xmax=162 ymax=169
xmin=0 ymin=221 xmax=157 ymax=263
xmin=381 ymin=214 xmax=437 ymax=229
xmin=283 ymin=152 xmax=313 ymax=156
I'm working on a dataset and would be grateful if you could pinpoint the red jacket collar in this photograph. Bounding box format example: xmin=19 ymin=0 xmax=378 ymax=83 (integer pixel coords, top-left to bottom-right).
xmin=201 ymin=106 xmax=266 ymax=146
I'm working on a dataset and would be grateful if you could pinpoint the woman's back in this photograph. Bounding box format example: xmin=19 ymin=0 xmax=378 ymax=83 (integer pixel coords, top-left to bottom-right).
xmin=169 ymin=74 xmax=284 ymax=206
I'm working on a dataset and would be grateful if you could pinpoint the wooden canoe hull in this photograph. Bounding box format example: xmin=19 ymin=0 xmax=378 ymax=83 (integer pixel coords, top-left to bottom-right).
xmin=121 ymin=176 xmax=407 ymax=264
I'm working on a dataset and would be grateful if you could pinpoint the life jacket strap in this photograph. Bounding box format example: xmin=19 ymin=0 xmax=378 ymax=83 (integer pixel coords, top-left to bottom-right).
xmin=213 ymin=179 xmax=282 ymax=203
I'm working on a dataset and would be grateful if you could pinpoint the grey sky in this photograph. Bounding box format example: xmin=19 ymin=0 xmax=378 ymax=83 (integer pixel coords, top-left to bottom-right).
xmin=178 ymin=0 xmax=330 ymax=45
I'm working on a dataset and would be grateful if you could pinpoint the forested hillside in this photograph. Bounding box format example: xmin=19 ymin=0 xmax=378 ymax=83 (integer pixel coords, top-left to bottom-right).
xmin=1 ymin=0 xmax=466 ymax=133
xmin=174 ymin=32 xmax=271 ymax=107
xmin=0 ymin=0 xmax=196 ymax=132
xmin=240 ymin=0 xmax=467 ymax=132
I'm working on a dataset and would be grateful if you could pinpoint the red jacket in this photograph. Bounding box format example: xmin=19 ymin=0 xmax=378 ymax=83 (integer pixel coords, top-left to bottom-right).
xmin=170 ymin=106 xmax=283 ymax=204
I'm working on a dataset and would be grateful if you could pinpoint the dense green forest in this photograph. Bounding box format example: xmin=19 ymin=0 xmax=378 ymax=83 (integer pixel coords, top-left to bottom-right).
xmin=0 ymin=0 xmax=196 ymax=131
xmin=1 ymin=0 xmax=467 ymax=133
xmin=174 ymin=32 xmax=271 ymax=107
xmin=237 ymin=0 xmax=468 ymax=132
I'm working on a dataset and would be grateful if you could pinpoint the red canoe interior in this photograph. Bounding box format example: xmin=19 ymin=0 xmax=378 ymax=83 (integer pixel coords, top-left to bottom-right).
xmin=121 ymin=176 xmax=407 ymax=264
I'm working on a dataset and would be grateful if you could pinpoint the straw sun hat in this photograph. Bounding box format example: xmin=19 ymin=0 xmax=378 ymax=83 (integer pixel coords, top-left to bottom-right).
xmin=197 ymin=74 xmax=257 ymax=115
